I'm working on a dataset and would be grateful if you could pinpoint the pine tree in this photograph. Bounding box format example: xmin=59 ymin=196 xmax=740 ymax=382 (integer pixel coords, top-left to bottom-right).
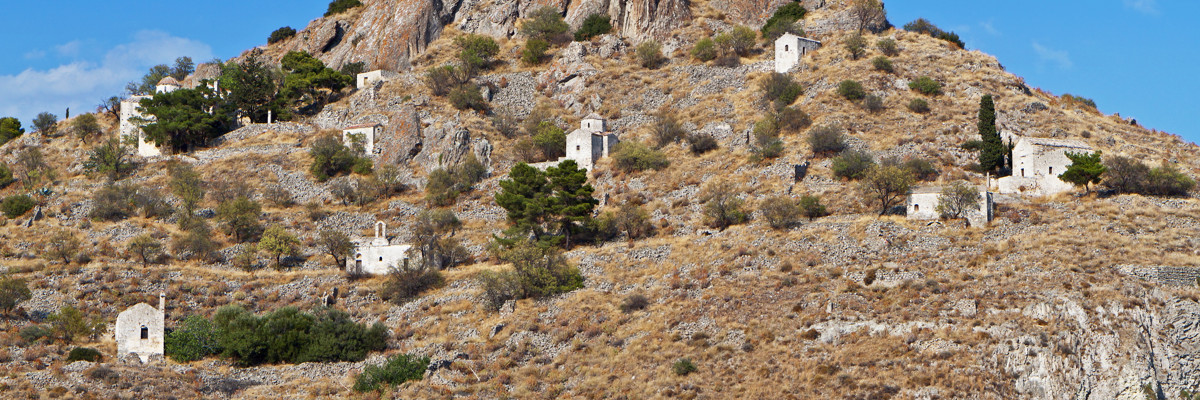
xmin=1059 ymin=151 xmax=1106 ymax=193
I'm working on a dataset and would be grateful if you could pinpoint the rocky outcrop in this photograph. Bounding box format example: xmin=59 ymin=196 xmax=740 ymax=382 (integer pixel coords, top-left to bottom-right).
xmin=270 ymin=0 xmax=693 ymax=72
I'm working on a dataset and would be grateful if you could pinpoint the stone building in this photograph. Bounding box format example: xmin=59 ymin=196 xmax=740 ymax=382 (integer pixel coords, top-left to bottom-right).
xmin=774 ymin=33 xmax=822 ymax=73
xmin=115 ymin=293 xmax=165 ymax=363
xmin=907 ymin=185 xmax=994 ymax=227
xmin=564 ymin=114 xmax=618 ymax=171
xmin=155 ymin=76 xmax=181 ymax=94
xmin=356 ymin=70 xmax=399 ymax=89
xmin=347 ymin=221 xmax=412 ymax=275
xmin=119 ymin=76 xmax=191 ymax=158
xmin=994 ymin=137 xmax=1093 ymax=196
xmin=342 ymin=123 xmax=383 ymax=155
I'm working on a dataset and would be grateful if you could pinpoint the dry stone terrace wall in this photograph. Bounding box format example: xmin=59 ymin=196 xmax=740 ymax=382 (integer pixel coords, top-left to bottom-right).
xmin=1119 ymin=265 xmax=1200 ymax=287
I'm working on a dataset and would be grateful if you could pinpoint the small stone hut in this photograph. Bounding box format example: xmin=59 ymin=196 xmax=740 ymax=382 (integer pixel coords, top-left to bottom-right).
xmin=347 ymin=221 xmax=412 ymax=275
xmin=774 ymin=33 xmax=822 ymax=73
xmin=115 ymin=293 xmax=165 ymax=363
xmin=907 ymin=185 xmax=994 ymax=227
xmin=356 ymin=70 xmax=400 ymax=89
xmin=565 ymin=114 xmax=618 ymax=171
xmin=994 ymin=137 xmax=1093 ymax=196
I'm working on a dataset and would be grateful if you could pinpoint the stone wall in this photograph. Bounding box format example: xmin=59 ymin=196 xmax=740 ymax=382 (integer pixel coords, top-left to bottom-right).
xmin=1119 ymin=265 xmax=1200 ymax=287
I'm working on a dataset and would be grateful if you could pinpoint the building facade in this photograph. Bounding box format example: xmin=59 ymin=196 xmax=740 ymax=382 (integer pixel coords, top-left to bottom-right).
xmin=994 ymin=137 xmax=1093 ymax=196
xmin=347 ymin=222 xmax=412 ymax=275
xmin=774 ymin=33 xmax=822 ymax=74
xmin=115 ymin=293 xmax=165 ymax=363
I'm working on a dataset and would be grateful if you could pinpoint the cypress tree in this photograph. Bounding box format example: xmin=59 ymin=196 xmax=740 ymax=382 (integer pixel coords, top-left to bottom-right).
xmin=977 ymin=95 xmax=1005 ymax=173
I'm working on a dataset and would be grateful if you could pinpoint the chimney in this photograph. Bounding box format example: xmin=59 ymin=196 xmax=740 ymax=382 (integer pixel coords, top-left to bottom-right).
xmin=158 ymin=292 xmax=165 ymax=311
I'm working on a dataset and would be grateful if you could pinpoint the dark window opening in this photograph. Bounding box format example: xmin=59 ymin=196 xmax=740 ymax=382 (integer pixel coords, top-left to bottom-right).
xmin=785 ymin=45 xmax=789 ymax=51
xmin=140 ymin=326 xmax=149 ymax=339
xmin=1049 ymin=167 xmax=1053 ymax=175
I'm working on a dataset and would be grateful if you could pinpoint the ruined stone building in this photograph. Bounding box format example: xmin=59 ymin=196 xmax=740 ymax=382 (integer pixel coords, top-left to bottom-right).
xmin=907 ymin=185 xmax=995 ymax=227
xmin=119 ymin=77 xmax=188 ymax=158
xmin=774 ymin=33 xmax=822 ymax=73
xmin=115 ymin=293 xmax=165 ymax=363
xmin=994 ymin=137 xmax=1093 ymax=196
xmin=347 ymin=221 xmax=412 ymax=275
xmin=342 ymin=123 xmax=383 ymax=155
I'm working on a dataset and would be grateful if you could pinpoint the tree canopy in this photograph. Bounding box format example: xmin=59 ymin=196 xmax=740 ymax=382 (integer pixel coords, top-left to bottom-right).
xmin=139 ymin=87 xmax=232 ymax=153
xmin=495 ymin=161 xmax=598 ymax=248
xmin=1059 ymin=151 xmax=1106 ymax=193
xmin=280 ymin=51 xmax=353 ymax=115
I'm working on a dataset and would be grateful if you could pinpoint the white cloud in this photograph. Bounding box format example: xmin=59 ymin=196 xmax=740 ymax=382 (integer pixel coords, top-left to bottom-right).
xmin=1032 ymin=42 xmax=1073 ymax=70
xmin=0 ymin=30 xmax=212 ymax=125
xmin=23 ymin=50 xmax=46 ymax=60
xmin=980 ymin=21 xmax=1000 ymax=36
xmin=1124 ymin=0 xmax=1159 ymax=15
xmin=55 ymin=40 xmax=83 ymax=57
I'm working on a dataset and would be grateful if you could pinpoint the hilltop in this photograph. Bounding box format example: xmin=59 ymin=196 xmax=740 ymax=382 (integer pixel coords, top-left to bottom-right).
xmin=1 ymin=0 xmax=1200 ymax=399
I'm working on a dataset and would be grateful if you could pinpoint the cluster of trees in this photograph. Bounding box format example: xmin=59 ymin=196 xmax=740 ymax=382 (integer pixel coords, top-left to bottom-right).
xmin=1060 ymin=152 xmax=1195 ymax=196
xmin=424 ymin=34 xmax=498 ymax=112
xmin=18 ymin=305 xmax=105 ymax=344
xmin=309 ymin=134 xmax=373 ymax=181
xmin=126 ymin=57 xmax=195 ymax=95
xmin=425 ymin=154 xmax=488 ymax=206
xmin=165 ymin=306 xmax=387 ymax=366
xmin=133 ymin=52 xmax=352 ymax=154
xmin=699 ymin=180 xmax=829 ymax=231
xmin=691 ymin=26 xmax=756 ymax=66
xmin=0 ymin=117 xmax=24 ymax=145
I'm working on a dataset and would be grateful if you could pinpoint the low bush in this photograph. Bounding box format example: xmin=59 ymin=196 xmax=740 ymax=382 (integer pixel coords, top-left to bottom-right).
xmin=424 ymin=65 xmax=461 ymax=96
xmin=380 ymin=267 xmax=446 ymax=305
xmin=67 ymin=347 xmax=102 ymax=362
xmin=673 ymin=358 xmax=698 ymax=376
xmin=1 ymin=195 xmax=35 ymax=218
xmin=354 ymin=354 xmax=430 ymax=392
xmin=903 ymin=18 xmax=964 ymax=48
xmin=651 ymin=110 xmax=686 ymax=148
xmin=760 ymin=196 xmax=801 ymax=229
xmin=799 ymin=195 xmax=828 ymax=220
xmin=597 ymin=203 xmax=655 ymax=241
xmin=636 ymin=41 xmax=665 ymax=69
xmin=863 ymin=95 xmax=884 ymax=113
xmin=807 ymin=125 xmax=846 ymax=155
xmin=778 ymin=107 xmax=812 ymax=132
xmin=449 ymin=84 xmax=488 ymax=112
xmin=479 ymin=242 xmax=585 ymax=310
xmin=424 ymin=154 xmax=487 ymax=206
xmin=0 ymin=162 xmax=12 ymax=188
xmin=761 ymin=2 xmax=807 ymax=39
xmin=19 ymin=325 xmax=51 ymax=344
xmin=760 ymin=73 xmax=803 ymax=110
xmin=701 ymin=182 xmax=748 ymax=230
xmin=612 ymin=142 xmax=669 ymax=172
xmin=751 ymin=117 xmax=783 ymax=161
xmin=907 ymin=98 xmax=930 ymax=113
xmin=268 ymin=26 xmax=296 ymax=44
xmin=871 ymin=56 xmax=893 ymax=73
xmin=691 ymin=38 xmax=717 ymax=61
xmin=876 ymin=38 xmax=898 ymax=56
xmin=325 ymin=0 xmax=363 ymax=16
xmin=620 ymin=293 xmax=650 ymax=313
xmin=844 ymin=33 xmax=867 ymax=59
xmin=309 ymin=134 xmax=367 ymax=182
xmin=908 ymin=76 xmax=942 ymax=96
xmin=832 ymin=150 xmax=876 ymax=180
xmin=1105 ymin=156 xmax=1195 ymax=196
xmin=688 ymin=134 xmax=719 ymax=155
xmin=838 ymin=80 xmax=866 ymax=101
xmin=521 ymin=39 xmax=550 ymax=65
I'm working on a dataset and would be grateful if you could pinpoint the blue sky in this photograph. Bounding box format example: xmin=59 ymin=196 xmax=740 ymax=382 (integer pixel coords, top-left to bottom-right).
xmin=1 ymin=1 xmax=1197 ymax=143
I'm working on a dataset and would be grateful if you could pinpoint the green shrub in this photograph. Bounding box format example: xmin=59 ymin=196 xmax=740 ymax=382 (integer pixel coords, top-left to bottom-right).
xmin=900 ymin=158 xmax=938 ymax=181
xmin=575 ymin=14 xmax=612 ymax=41
xmin=871 ymin=56 xmax=893 ymax=73
xmin=807 ymin=125 xmax=846 ymax=155
xmin=1061 ymin=93 xmax=1097 ymax=110
xmin=904 ymin=18 xmax=964 ymax=48
xmin=353 ymin=354 xmax=430 ymax=392
xmin=760 ymin=73 xmax=802 ymax=110
xmin=19 ymin=325 xmax=51 ymax=344
xmin=837 ymin=80 xmax=866 ymax=101
xmin=688 ymin=134 xmax=719 ymax=155
xmin=863 ymin=95 xmax=884 ymax=113
xmin=691 ymin=38 xmax=717 ymax=61
xmin=714 ymin=26 xmax=756 ymax=57
xmin=909 ymin=76 xmax=942 ymax=96
xmin=844 ymin=33 xmax=867 ymax=59
xmin=636 ymin=41 xmax=665 ymax=69
xmin=340 ymin=61 xmax=365 ymax=76
xmin=424 ymin=65 xmax=461 ymax=96
xmin=1 ymin=195 xmax=35 ymax=217
xmin=761 ymin=3 xmax=806 ymax=37
xmin=652 ymin=110 xmax=686 ymax=147
xmin=214 ymin=306 xmax=388 ymax=367
xmin=0 ymin=277 xmax=32 ymax=316
xmin=268 ymin=27 xmax=296 ymax=44
xmin=701 ymin=181 xmax=748 ymax=230
xmin=907 ymin=98 xmax=930 ymax=113
xmin=673 ymin=358 xmax=698 ymax=376
xmin=309 ymin=134 xmax=358 ymax=181
xmin=324 ymin=0 xmax=363 ymax=16
xmin=937 ymin=31 xmax=965 ymax=49
xmin=521 ymin=39 xmax=551 ymax=65
xmin=799 ymin=195 xmax=828 ymax=220
xmin=67 ymin=347 xmax=102 ymax=362
xmin=521 ymin=6 xmax=569 ymax=41
xmin=492 ymin=241 xmax=584 ymax=300
xmin=777 ymin=107 xmax=812 ymax=133
xmin=84 ymin=138 xmax=135 ymax=180
xmin=0 ymin=162 xmax=12 ymax=188
xmin=532 ymin=121 xmax=567 ymax=160
xmin=876 ymin=38 xmax=898 ymax=56
xmin=449 ymin=84 xmax=488 ymax=112
xmin=832 ymin=150 xmax=876 ymax=180
xmin=455 ymin=34 xmax=500 ymax=75
xmin=612 ymin=142 xmax=670 ymax=172
xmin=751 ymin=117 xmax=783 ymax=161
xmin=760 ymin=196 xmax=801 ymax=229
xmin=90 ymin=184 xmax=138 ymax=221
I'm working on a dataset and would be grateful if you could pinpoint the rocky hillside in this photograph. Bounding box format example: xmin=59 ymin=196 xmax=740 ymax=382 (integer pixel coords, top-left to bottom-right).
xmin=2 ymin=0 xmax=1200 ymax=399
